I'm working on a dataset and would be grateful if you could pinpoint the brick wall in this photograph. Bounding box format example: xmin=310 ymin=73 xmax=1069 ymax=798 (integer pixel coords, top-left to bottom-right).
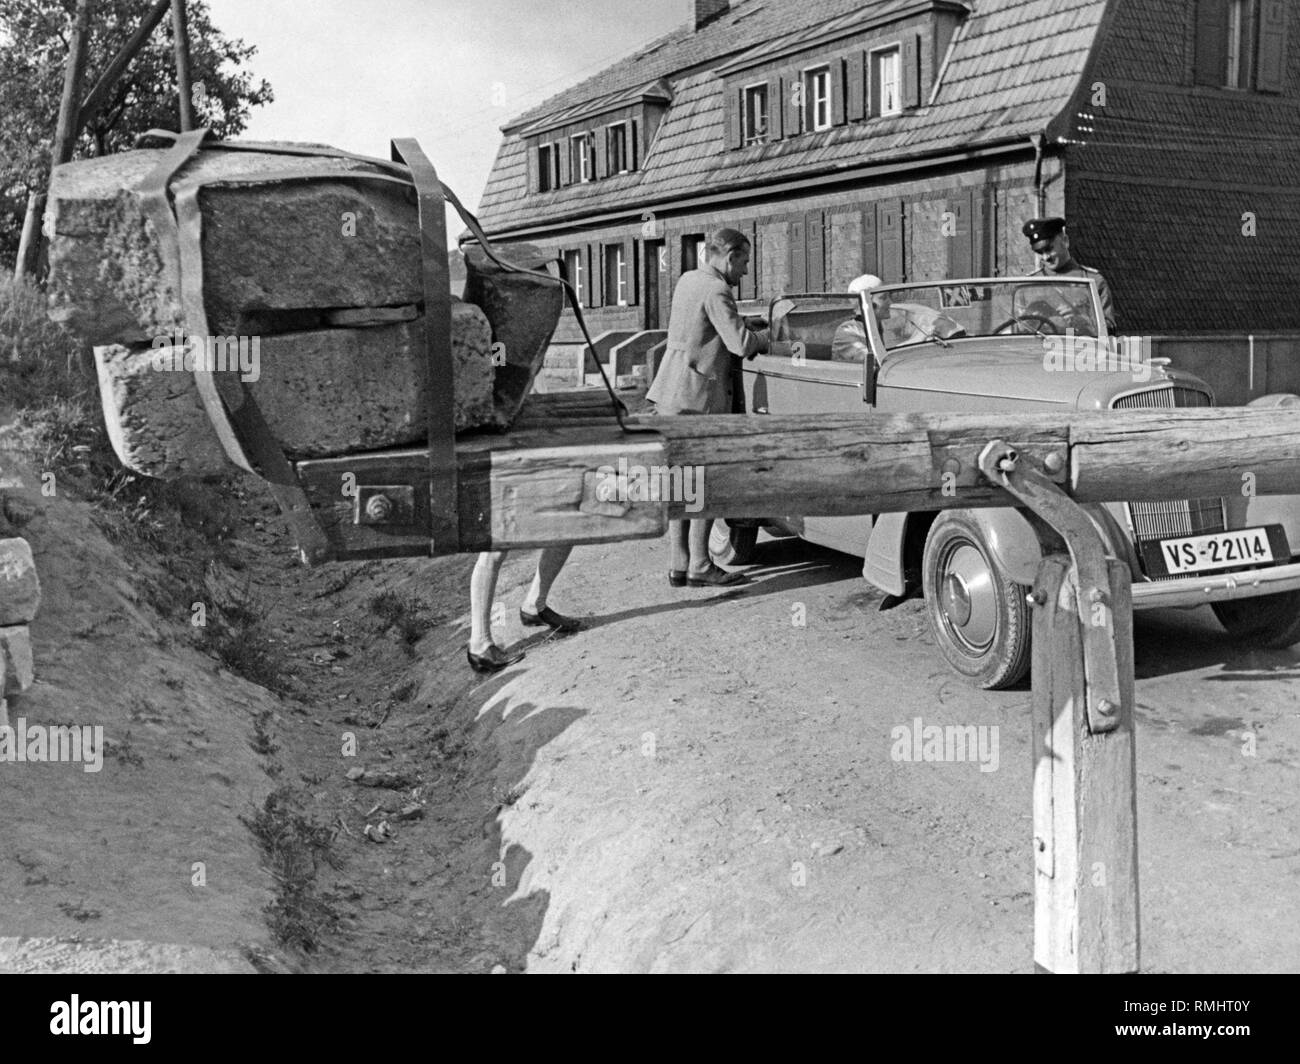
xmin=1067 ymin=0 xmax=1300 ymax=332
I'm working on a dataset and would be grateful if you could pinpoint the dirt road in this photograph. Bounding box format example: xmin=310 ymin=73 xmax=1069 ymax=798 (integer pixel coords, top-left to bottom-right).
xmin=5 ymin=444 xmax=1297 ymax=972
xmin=459 ymin=531 xmax=1300 ymax=972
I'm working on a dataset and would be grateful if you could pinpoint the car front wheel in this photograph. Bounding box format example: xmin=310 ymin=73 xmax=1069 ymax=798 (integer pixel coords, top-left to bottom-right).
xmin=922 ymin=512 xmax=1032 ymax=690
xmin=709 ymin=520 xmax=759 ymax=566
xmin=1212 ymin=591 xmax=1300 ymax=649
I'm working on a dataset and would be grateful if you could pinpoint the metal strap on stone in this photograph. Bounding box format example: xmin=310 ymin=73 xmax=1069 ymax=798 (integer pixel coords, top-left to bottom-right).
xmin=390 ymin=138 xmax=460 ymax=554
xmin=136 ymin=128 xmax=331 ymax=564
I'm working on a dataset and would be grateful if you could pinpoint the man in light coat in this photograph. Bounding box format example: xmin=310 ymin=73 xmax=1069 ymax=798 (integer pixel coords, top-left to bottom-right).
xmin=646 ymin=227 xmax=769 ymax=587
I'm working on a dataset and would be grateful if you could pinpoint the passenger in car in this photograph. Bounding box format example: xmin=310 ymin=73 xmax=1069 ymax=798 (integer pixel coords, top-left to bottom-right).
xmin=832 ymin=274 xmax=920 ymax=361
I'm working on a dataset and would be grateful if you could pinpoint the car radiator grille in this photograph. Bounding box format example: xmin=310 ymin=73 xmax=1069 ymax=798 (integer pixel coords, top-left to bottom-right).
xmin=1111 ymin=386 xmax=1225 ymax=579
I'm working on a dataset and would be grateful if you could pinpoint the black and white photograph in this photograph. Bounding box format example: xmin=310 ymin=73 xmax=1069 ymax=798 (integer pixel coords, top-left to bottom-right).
xmin=0 ymin=0 xmax=1297 ymax=1013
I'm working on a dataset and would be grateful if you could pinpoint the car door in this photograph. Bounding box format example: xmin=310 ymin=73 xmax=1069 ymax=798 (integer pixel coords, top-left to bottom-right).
xmin=742 ymin=296 xmax=874 ymax=556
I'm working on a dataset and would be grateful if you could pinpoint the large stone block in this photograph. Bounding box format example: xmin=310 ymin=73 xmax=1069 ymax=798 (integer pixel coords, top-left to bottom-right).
xmin=0 ymin=539 xmax=40 ymax=626
xmin=47 ymin=146 xmax=423 ymax=345
xmin=94 ymin=302 xmax=495 ymax=478
xmin=0 ymin=626 xmax=34 ymax=694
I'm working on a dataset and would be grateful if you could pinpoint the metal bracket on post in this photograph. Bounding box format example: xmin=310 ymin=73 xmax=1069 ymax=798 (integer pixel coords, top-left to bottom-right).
xmin=978 ymin=439 xmax=1125 ymax=734
xmin=390 ymin=138 xmax=460 ymax=556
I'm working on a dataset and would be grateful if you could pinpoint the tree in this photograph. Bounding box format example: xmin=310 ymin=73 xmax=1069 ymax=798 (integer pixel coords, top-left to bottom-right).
xmin=0 ymin=0 xmax=274 ymax=269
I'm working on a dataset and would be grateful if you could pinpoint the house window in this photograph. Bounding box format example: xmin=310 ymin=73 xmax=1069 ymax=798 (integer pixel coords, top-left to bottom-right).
xmin=804 ymin=66 xmax=831 ymax=131
xmin=563 ymin=249 xmax=584 ymax=305
xmin=1226 ymin=0 xmax=1251 ymax=88
xmin=537 ymin=143 xmax=560 ymax=192
xmin=743 ymin=83 xmax=769 ymax=145
xmin=604 ymin=244 xmax=628 ymax=305
xmin=606 ymin=124 xmax=629 ymax=175
xmin=569 ymin=133 xmax=595 ymax=183
xmin=682 ymin=234 xmax=706 ymax=276
xmin=875 ymin=48 xmax=902 ymax=115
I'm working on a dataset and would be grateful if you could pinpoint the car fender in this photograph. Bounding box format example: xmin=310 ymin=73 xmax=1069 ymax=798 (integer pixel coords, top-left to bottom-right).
xmin=863 ymin=512 xmax=908 ymax=596
xmin=863 ymin=505 xmax=1135 ymax=592
xmin=863 ymin=509 xmax=1043 ymax=593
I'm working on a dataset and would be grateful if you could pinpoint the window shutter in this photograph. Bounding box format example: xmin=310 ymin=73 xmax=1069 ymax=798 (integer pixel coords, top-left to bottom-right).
xmin=623 ymin=238 xmax=635 ymax=304
xmin=625 ymin=120 xmax=637 ymax=169
xmin=559 ymin=137 xmax=571 ymax=186
xmin=588 ymin=243 xmax=603 ymax=306
xmin=738 ymin=221 xmax=756 ymax=301
xmin=847 ymin=52 xmax=866 ymax=120
xmin=769 ymin=76 xmax=784 ymax=139
xmin=1195 ymin=0 xmax=1229 ymax=85
xmin=805 ymin=210 xmax=826 ymax=292
xmin=591 ymin=130 xmax=604 ymax=180
xmin=726 ymin=85 xmax=742 ymax=148
xmin=786 ymin=70 xmax=802 ymax=136
xmin=902 ymin=35 xmax=922 ymax=108
xmin=789 ymin=215 xmax=808 ymax=292
xmin=947 ymin=192 xmax=972 ymax=279
xmin=861 ymin=206 xmax=878 ymax=278
xmin=972 ymin=189 xmax=991 ymax=276
xmin=1258 ymin=0 xmax=1289 ymax=92
xmin=830 ymin=58 xmax=847 ymax=125
xmin=527 ymin=142 xmax=540 ymax=194
xmin=876 ymin=200 xmax=903 ymax=283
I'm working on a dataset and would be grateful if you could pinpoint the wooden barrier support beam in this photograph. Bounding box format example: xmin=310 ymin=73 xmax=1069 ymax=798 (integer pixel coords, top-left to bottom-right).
xmin=1030 ymin=554 xmax=1139 ymax=973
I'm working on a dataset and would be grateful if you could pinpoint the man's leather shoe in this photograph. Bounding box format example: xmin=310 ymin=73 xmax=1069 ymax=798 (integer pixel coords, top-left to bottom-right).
xmin=686 ymin=565 xmax=750 ymax=588
xmin=668 ymin=570 xmax=688 ymax=587
xmin=519 ymin=605 xmax=584 ymax=633
xmin=467 ymin=644 xmax=525 ymax=673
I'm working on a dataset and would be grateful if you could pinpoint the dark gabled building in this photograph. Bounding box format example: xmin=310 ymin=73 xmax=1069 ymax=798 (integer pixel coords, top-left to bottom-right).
xmin=476 ymin=0 xmax=1298 ymax=397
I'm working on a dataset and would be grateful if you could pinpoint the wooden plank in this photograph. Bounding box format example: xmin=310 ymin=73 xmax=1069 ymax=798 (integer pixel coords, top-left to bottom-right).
xmin=287 ymin=407 xmax=1300 ymax=555
xmin=295 ymin=428 xmax=667 ymax=555
xmin=1031 ymin=555 xmax=1139 ymax=973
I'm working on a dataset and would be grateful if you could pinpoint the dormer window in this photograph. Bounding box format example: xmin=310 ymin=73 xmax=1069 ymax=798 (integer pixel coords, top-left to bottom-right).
xmin=803 ymin=65 xmax=832 ymax=130
xmin=536 ymin=143 xmax=560 ymax=192
xmin=606 ymin=123 xmax=629 ymax=175
xmin=569 ymin=133 xmax=596 ymax=183
xmin=874 ymin=47 xmax=902 ymax=116
xmin=743 ymin=83 xmax=769 ymax=145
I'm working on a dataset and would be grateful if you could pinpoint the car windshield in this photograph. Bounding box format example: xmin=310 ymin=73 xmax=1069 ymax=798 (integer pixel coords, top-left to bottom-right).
xmin=870 ymin=279 xmax=1102 ymax=352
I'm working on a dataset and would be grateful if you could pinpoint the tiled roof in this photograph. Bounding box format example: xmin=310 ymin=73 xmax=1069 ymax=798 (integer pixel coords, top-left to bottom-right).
xmin=478 ymin=0 xmax=1110 ymax=233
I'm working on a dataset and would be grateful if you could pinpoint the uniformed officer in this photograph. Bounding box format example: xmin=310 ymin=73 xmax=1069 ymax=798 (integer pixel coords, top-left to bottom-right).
xmin=1022 ymin=217 xmax=1116 ymax=331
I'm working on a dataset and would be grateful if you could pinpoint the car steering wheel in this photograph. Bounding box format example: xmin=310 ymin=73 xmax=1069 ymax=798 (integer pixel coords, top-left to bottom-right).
xmin=995 ymin=313 xmax=1058 ymax=336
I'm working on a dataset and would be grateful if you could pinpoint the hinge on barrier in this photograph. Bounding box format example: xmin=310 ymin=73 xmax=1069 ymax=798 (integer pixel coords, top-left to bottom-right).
xmin=978 ymin=440 xmax=1124 ymax=734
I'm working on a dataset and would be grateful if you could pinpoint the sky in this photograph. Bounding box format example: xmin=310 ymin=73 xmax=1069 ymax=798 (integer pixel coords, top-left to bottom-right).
xmin=203 ymin=0 xmax=687 ymax=232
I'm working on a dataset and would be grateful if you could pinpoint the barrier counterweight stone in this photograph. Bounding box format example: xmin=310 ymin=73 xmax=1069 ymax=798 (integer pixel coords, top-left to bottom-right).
xmin=0 ymin=626 xmax=34 ymax=694
xmin=0 ymin=539 xmax=40 ymax=626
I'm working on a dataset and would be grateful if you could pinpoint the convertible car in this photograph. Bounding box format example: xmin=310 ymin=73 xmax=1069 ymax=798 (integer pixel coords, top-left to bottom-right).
xmin=717 ymin=277 xmax=1300 ymax=689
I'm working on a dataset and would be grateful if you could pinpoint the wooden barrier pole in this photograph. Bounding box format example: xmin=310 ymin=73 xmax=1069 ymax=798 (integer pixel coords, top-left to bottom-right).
xmin=15 ymin=0 xmax=91 ymax=285
xmin=171 ymin=0 xmax=196 ymax=131
xmin=78 ymin=0 xmax=173 ymax=131
xmin=1030 ymin=555 xmax=1139 ymax=973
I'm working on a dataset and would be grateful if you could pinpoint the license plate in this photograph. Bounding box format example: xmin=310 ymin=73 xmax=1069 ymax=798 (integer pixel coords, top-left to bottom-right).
xmin=1142 ymin=525 xmax=1288 ymax=577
